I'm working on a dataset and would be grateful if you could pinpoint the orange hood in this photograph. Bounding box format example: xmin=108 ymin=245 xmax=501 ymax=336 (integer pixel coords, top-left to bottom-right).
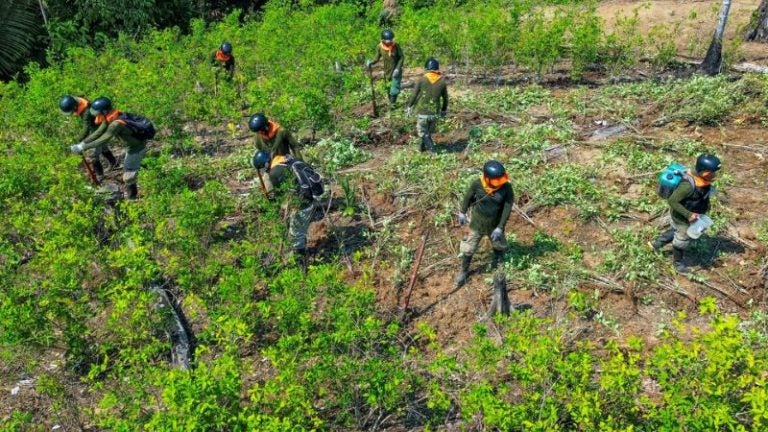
xmin=481 ymin=173 xmax=509 ymax=195
xmin=259 ymin=120 xmax=281 ymax=140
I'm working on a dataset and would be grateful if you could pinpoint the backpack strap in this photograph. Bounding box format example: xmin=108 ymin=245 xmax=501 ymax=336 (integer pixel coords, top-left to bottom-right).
xmin=680 ymin=172 xmax=696 ymax=196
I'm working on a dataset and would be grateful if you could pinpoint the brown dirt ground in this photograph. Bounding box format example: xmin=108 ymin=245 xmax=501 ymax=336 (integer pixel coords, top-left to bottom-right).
xmin=598 ymin=0 xmax=768 ymax=64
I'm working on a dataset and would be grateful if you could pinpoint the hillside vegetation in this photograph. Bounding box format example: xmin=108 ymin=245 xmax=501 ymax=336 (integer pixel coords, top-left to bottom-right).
xmin=3 ymin=0 xmax=768 ymax=430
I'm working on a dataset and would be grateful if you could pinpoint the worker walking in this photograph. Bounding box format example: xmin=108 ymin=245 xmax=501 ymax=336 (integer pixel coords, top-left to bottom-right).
xmin=405 ymin=57 xmax=448 ymax=152
xmin=455 ymin=160 xmax=513 ymax=287
xmin=366 ymin=29 xmax=404 ymax=105
xmin=650 ymin=154 xmax=721 ymax=273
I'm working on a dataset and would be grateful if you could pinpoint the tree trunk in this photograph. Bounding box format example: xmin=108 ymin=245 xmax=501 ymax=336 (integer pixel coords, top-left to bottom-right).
xmin=745 ymin=0 xmax=768 ymax=42
xmin=702 ymin=0 xmax=732 ymax=75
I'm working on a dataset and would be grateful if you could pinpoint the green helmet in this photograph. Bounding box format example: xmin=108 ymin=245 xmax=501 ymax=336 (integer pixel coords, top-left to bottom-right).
xmin=252 ymin=150 xmax=271 ymax=169
xmin=59 ymin=95 xmax=78 ymax=113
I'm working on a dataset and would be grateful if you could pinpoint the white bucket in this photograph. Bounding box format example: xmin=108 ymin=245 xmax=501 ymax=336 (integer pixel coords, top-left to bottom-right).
xmin=687 ymin=214 xmax=713 ymax=239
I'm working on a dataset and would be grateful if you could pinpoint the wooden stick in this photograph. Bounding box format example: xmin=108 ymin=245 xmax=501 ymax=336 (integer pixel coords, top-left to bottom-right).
xmin=367 ymin=67 xmax=379 ymax=118
xmin=255 ymin=169 xmax=269 ymax=200
xmin=695 ymin=279 xmax=747 ymax=310
xmin=513 ymin=204 xmax=536 ymax=226
xmin=81 ymin=154 xmax=100 ymax=185
xmin=400 ymin=229 xmax=430 ymax=320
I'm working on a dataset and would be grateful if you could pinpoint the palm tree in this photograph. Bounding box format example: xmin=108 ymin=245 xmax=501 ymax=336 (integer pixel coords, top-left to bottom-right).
xmin=0 ymin=0 xmax=39 ymax=78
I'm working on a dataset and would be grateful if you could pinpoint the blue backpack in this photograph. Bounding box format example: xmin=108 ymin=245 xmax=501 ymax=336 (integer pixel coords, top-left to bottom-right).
xmin=657 ymin=162 xmax=694 ymax=198
xmin=118 ymin=113 xmax=156 ymax=140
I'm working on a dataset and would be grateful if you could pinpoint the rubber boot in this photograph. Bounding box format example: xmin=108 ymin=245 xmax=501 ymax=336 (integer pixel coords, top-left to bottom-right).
xmin=103 ymin=149 xmax=118 ymax=169
xmin=388 ymin=93 xmax=397 ymax=105
xmin=424 ymin=134 xmax=435 ymax=152
xmin=491 ymin=250 xmax=505 ymax=269
xmin=126 ymin=184 xmax=139 ymax=200
xmin=649 ymin=229 xmax=674 ymax=251
xmin=295 ymin=248 xmax=308 ymax=273
xmin=419 ymin=136 xmax=428 ymax=152
xmin=672 ymin=247 xmax=688 ymax=274
xmin=455 ymin=255 xmax=472 ymax=287
xmin=92 ymin=160 xmax=105 ymax=182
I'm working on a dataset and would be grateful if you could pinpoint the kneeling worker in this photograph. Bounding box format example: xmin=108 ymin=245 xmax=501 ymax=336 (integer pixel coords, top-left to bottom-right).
xmin=251 ymin=150 xmax=323 ymax=269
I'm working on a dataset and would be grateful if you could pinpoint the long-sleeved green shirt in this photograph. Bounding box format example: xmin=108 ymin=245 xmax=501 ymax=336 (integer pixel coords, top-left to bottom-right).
xmin=461 ymin=178 xmax=514 ymax=234
xmin=407 ymin=73 xmax=449 ymax=116
xmin=255 ymin=125 xmax=302 ymax=160
xmin=372 ymin=42 xmax=404 ymax=81
xmin=82 ymin=120 xmax=146 ymax=154
xmin=667 ymin=179 xmax=711 ymax=225
xmin=76 ymin=103 xmax=98 ymax=142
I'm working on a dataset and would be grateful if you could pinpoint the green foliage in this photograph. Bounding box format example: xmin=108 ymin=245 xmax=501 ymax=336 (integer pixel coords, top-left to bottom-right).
xmin=569 ymin=3 xmax=602 ymax=79
xmin=662 ymin=75 xmax=748 ymax=125
xmin=601 ymin=7 xmax=645 ymax=76
xmin=601 ymin=227 xmax=668 ymax=281
xmin=521 ymin=163 xmax=604 ymax=218
xmin=2 ymin=1 xmax=767 ymax=430
xmin=0 ymin=0 xmax=39 ymax=76
xmin=515 ymin=8 xmax=570 ymax=78
xmin=306 ymin=135 xmax=371 ymax=175
xmin=0 ymin=410 xmax=36 ymax=431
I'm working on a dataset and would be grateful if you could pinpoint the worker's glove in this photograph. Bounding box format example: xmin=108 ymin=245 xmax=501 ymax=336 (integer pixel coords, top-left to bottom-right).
xmin=406 ymin=106 xmax=413 ymax=117
xmin=393 ymin=68 xmax=401 ymax=78
xmin=457 ymin=212 xmax=467 ymax=226
xmin=365 ymin=59 xmax=373 ymax=69
xmin=70 ymin=143 xmax=85 ymax=154
xmin=440 ymin=110 xmax=447 ymax=118
xmin=490 ymin=228 xmax=503 ymax=242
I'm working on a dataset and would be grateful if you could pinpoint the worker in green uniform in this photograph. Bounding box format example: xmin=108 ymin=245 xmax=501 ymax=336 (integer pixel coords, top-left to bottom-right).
xmin=60 ymin=95 xmax=118 ymax=180
xmin=455 ymin=160 xmax=514 ymax=287
xmin=211 ymin=41 xmax=235 ymax=82
xmin=405 ymin=57 xmax=448 ymax=152
xmin=249 ymin=113 xmax=303 ymax=191
xmin=70 ymin=97 xmax=151 ymax=200
xmin=366 ymin=29 xmax=404 ymax=105
xmin=251 ymin=149 xmax=324 ymax=270
xmin=650 ymin=154 xmax=721 ymax=273
xmin=248 ymin=113 xmax=303 ymax=159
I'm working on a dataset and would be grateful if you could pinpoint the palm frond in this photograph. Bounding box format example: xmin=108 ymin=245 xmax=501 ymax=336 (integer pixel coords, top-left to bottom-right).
xmin=0 ymin=0 xmax=40 ymax=76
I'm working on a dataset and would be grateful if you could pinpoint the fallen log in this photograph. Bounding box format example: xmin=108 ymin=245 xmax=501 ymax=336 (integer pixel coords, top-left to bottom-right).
xmin=150 ymin=281 xmax=195 ymax=370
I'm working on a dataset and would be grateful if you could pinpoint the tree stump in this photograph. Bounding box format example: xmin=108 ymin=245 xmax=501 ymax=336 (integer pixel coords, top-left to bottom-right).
xmin=483 ymin=272 xmax=511 ymax=320
xmin=745 ymin=0 xmax=768 ymax=42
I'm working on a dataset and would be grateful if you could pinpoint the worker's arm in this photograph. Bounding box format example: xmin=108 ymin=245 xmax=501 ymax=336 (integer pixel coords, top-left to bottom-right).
xmin=82 ymin=121 xmax=108 ymax=144
xmin=82 ymin=122 xmax=119 ymax=151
